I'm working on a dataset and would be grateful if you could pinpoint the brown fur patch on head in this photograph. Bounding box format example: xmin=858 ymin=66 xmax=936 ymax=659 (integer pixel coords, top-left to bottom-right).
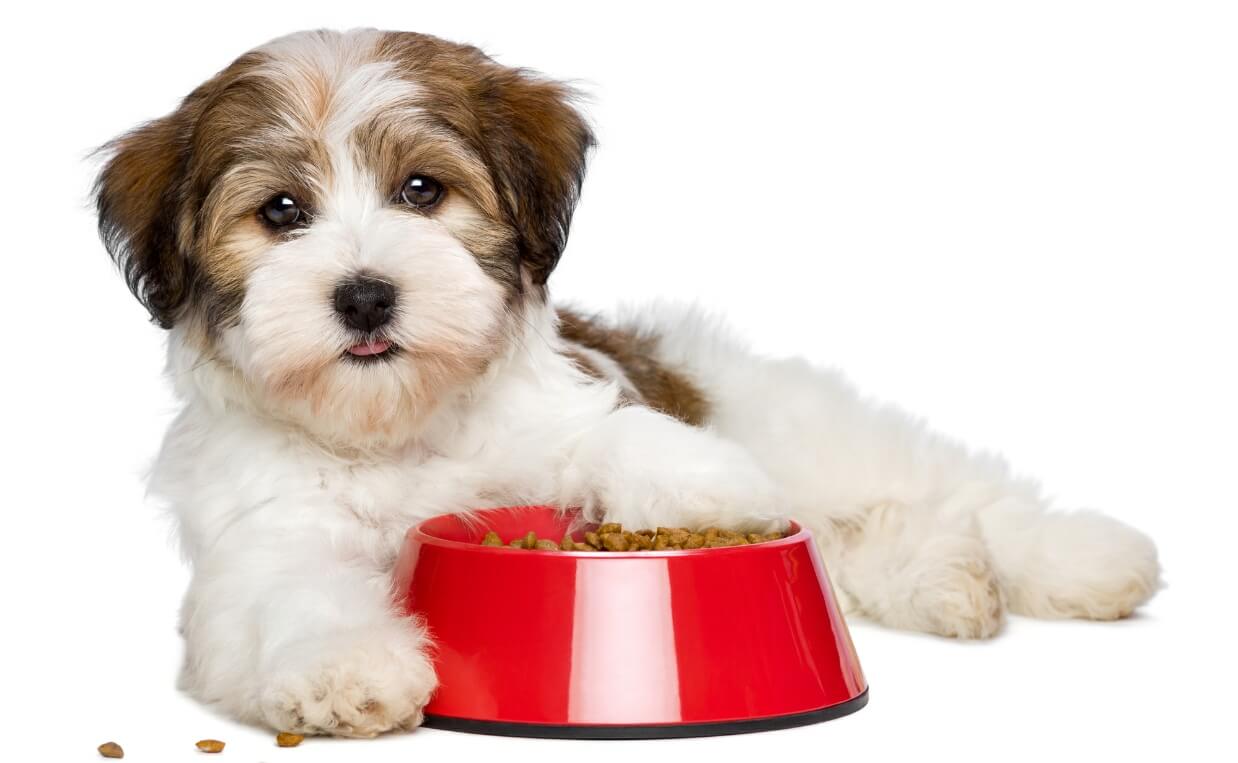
xmin=376 ymin=32 xmax=595 ymax=288
xmin=350 ymin=114 xmax=520 ymax=291
xmin=94 ymin=49 xmax=293 ymax=330
xmin=557 ymin=309 xmax=711 ymax=427
xmin=93 ymin=84 xmax=208 ymax=328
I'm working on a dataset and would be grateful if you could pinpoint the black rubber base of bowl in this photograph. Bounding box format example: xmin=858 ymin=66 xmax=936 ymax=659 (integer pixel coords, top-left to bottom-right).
xmin=423 ymin=688 xmax=868 ymax=740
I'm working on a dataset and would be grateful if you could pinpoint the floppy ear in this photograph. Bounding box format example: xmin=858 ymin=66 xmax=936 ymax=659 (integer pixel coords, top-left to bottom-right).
xmin=94 ymin=109 xmax=195 ymax=328
xmin=473 ymin=69 xmax=595 ymax=286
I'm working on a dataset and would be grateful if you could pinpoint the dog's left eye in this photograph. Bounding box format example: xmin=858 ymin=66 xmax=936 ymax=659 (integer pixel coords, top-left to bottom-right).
xmin=261 ymin=194 xmax=302 ymax=227
xmin=400 ymin=175 xmax=444 ymax=209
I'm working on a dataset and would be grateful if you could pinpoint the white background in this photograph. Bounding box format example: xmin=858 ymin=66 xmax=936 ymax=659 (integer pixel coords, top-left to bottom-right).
xmin=2 ymin=1 xmax=1235 ymax=760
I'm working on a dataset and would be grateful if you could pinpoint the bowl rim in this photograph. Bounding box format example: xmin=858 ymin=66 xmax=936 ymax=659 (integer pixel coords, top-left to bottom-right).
xmin=407 ymin=505 xmax=808 ymax=558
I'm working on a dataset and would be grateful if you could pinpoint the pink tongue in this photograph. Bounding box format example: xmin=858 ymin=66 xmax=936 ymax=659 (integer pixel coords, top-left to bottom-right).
xmin=348 ymin=340 xmax=391 ymax=357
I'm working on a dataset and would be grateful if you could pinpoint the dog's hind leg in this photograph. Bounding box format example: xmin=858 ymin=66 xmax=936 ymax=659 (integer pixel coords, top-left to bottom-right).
xmin=624 ymin=302 xmax=1160 ymax=634
xmin=823 ymin=502 xmax=1007 ymax=638
xmin=977 ymin=496 xmax=1161 ymax=620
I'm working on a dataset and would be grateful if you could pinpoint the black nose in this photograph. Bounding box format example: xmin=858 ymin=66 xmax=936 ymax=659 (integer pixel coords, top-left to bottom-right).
xmin=334 ymin=276 xmax=396 ymax=332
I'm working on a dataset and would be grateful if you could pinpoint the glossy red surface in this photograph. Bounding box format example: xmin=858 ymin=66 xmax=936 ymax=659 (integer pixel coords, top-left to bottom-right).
xmin=393 ymin=506 xmax=866 ymax=728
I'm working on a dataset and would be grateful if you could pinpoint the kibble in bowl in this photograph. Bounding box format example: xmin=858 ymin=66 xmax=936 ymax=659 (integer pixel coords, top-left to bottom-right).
xmin=480 ymin=523 xmax=783 ymax=551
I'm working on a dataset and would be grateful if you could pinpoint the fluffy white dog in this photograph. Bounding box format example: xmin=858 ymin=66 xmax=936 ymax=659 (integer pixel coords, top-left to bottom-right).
xmin=94 ymin=29 xmax=1160 ymax=737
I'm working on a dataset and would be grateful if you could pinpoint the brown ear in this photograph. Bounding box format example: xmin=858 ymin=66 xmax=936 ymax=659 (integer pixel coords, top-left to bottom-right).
xmin=472 ymin=68 xmax=595 ymax=286
xmin=94 ymin=110 xmax=195 ymax=328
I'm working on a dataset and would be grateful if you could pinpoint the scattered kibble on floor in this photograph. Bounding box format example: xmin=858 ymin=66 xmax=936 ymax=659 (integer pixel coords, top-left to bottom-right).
xmin=196 ymin=739 xmax=226 ymax=753
xmin=480 ymin=523 xmax=783 ymax=551
xmin=276 ymin=732 xmax=305 ymax=747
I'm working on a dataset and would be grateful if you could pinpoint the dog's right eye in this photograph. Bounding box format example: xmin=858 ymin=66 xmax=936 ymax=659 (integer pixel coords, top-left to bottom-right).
xmin=261 ymin=194 xmax=301 ymax=227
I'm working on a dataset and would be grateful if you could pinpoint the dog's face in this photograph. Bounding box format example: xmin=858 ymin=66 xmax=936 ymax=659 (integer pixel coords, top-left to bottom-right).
xmin=95 ymin=30 xmax=592 ymax=447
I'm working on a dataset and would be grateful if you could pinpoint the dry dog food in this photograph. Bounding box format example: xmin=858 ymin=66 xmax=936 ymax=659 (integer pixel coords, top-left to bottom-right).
xmin=481 ymin=523 xmax=783 ymax=551
xmin=276 ymin=732 xmax=305 ymax=747
xmin=97 ymin=742 xmax=124 ymax=759
xmin=195 ymin=739 xmax=226 ymax=753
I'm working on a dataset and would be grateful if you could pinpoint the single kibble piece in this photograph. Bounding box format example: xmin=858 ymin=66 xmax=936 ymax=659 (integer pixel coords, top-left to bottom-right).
xmin=597 ymin=522 xmax=623 ymax=535
xmin=98 ymin=742 xmax=124 ymax=759
xmin=685 ymin=533 xmax=706 ymax=549
xmin=523 ymin=530 xmax=538 ymax=549
xmin=481 ymin=531 xmax=503 ymax=546
xmin=196 ymin=739 xmax=226 ymax=753
xmin=560 ymin=534 xmax=575 ymax=551
xmin=276 ymin=732 xmax=305 ymax=748
xmin=508 ymin=538 xmax=524 ymax=548
xmin=573 ymin=542 xmax=591 ymax=551
xmin=601 ymin=532 xmax=630 ymax=551
xmin=653 ymin=534 xmax=670 ymax=550
xmin=584 ymin=531 xmax=601 ymax=549
xmin=535 ymin=539 xmax=560 ymax=551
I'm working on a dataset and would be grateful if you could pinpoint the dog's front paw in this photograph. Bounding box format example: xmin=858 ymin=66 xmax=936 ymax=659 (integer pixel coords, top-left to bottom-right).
xmin=565 ymin=406 xmax=788 ymax=533
xmin=258 ymin=623 xmax=437 ymax=738
xmin=639 ymin=451 xmax=788 ymax=533
xmin=598 ymin=442 xmax=786 ymax=532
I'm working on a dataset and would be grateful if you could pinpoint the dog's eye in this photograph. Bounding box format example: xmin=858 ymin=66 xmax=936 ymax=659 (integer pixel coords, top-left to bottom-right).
xmin=261 ymin=194 xmax=301 ymax=227
xmin=400 ymin=175 xmax=444 ymax=209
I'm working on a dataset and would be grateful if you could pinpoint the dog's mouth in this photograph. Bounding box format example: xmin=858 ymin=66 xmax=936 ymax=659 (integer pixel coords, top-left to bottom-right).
xmin=343 ymin=338 xmax=400 ymax=364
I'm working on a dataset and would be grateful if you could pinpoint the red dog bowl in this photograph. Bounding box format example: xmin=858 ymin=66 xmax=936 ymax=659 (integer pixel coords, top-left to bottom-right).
xmin=393 ymin=506 xmax=867 ymax=738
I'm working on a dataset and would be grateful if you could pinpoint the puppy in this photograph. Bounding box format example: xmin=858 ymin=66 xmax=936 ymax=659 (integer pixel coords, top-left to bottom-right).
xmin=94 ymin=29 xmax=1160 ymax=737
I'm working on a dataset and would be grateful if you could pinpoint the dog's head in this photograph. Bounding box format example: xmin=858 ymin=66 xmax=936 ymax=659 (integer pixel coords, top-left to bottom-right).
xmin=95 ymin=29 xmax=592 ymax=447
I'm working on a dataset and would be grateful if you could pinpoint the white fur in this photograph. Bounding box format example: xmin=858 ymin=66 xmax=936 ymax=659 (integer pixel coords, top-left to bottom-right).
xmin=140 ymin=29 xmax=1161 ymax=738
xmin=619 ymin=302 xmax=1162 ymax=631
xmin=158 ymin=300 xmax=1161 ymax=734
